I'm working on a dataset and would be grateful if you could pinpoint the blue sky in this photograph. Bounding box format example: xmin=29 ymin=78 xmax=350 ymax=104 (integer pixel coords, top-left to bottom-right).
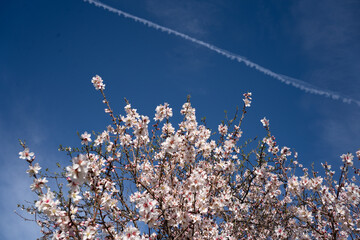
xmin=1 ymin=0 xmax=359 ymax=238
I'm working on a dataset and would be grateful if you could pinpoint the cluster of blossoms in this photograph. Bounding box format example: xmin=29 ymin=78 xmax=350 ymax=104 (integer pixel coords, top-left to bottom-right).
xmin=18 ymin=76 xmax=360 ymax=239
xmin=91 ymin=75 xmax=105 ymax=90
xmin=243 ymin=92 xmax=252 ymax=107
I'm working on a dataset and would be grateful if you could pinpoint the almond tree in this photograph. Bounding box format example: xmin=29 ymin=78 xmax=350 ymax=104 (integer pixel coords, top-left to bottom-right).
xmin=19 ymin=75 xmax=360 ymax=239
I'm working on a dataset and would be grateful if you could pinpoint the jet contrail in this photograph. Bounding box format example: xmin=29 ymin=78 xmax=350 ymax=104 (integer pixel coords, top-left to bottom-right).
xmin=84 ymin=0 xmax=360 ymax=107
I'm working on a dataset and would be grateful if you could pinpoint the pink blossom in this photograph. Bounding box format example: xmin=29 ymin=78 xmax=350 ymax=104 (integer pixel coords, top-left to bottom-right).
xmin=341 ymin=153 xmax=354 ymax=166
xmin=81 ymin=131 xmax=92 ymax=145
xmin=91 ymin=75 xmax=105 ymax=90
xmin=260 ymin=117 xmax=269 ymax=127
xmin=19 ymin=148 xmax=34 ymax=160
xmin=243 ymin=92 xmax=252 ymax=107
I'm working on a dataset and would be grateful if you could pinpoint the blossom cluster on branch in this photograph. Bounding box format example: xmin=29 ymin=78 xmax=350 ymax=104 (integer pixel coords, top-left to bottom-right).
xmin=18 ymin=75 xmax=360 ymax=240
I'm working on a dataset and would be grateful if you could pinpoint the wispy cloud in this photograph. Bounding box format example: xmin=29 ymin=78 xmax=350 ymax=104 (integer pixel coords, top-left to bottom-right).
xmin=84 ymin=0 xmax=360 ymax=107
xmin=0 ymin=128 xmax=41 ymax=239
xmin=0 ymin=166 xmax=41 ymax=240
xmin=293 ymin=0 xmax=360 ymax=97
xmin=145 ymin=0 xmax=220 ymax=37
xmin=0 ymin=104 xmax=47 ymax=239
xmin=318 ymin=114 xmax=360 ymax=155
xmin=292 ymin=0 xmax=360 ymax=156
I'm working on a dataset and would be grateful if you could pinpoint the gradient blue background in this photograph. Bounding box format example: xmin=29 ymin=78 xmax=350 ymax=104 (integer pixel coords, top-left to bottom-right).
xmin=1 ymin=0 xmax=359 ymax=238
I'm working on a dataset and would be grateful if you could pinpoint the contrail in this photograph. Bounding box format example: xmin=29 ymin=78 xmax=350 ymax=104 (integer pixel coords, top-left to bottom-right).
xmin=84 ymin=0 xmax=360 ymax=107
